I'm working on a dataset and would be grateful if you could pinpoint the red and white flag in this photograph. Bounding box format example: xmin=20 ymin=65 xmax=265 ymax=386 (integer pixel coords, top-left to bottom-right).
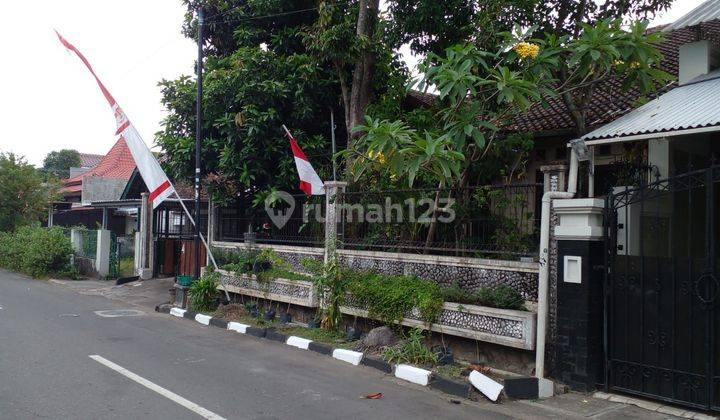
xmin=283 ymin=125 xmax=325 ymax=195
xmin=56 ymin=31 xmax=174 ymax=209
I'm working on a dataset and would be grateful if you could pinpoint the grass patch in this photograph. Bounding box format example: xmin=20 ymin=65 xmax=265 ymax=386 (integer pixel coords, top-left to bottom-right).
xmin=434 ymin=362 xmax=470 ymax=379
xmin=118 ymin=257 xmax=134 ymax=277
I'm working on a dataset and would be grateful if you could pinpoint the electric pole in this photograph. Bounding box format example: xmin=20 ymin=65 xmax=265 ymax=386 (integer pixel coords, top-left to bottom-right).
xmin=194 ymin=6 xmax=204 ymax=279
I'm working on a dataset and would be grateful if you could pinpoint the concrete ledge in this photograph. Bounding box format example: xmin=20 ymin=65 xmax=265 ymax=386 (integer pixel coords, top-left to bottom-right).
xmin=429 ymin=376 xmax=470 ymax=398
xmin=195 ymin=314 xmax=212 ymax=325
xmin=332 ymin=349 xmax=363 ymax=366
xmin=361 ymin=356 xmax=393 ymax=373
xmin=308 ymin=342 xmax=333 ymax=355
xmin=170 ymin=307 xmax=186 ymax=317
xmin=395 ymin=364 xmax=432 ymax=386
xmin=286 ymin=336 xmax=312 ymax=350
xmin=227 ymin=322 xmax=249 ymax=334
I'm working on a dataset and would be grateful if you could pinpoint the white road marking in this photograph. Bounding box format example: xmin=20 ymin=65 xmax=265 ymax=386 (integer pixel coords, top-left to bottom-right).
xmin=89 ymin=355 xmax=227 ymax=420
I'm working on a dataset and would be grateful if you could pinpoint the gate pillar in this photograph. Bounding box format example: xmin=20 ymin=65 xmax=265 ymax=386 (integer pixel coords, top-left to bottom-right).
xmin=552 ymin=198 xmax=605 ymax=392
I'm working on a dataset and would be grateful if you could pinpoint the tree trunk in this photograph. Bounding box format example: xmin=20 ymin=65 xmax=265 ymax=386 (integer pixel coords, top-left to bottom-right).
xmin=346 ymin=0 xmax=380 ymax=146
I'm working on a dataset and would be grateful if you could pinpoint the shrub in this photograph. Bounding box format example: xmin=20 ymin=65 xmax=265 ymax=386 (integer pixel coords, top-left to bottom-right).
xmin=382 ymin=327 xmax=438 ymax=366
xmin=349 ymin=272 xmax=444 ymax=326
xmin=440 ymin=281 xmax=525 ymax=310
xmin=0 ymin=226 xmax=73 ymax=278
xmin=189 ymin=271 xmax=220 ymax=312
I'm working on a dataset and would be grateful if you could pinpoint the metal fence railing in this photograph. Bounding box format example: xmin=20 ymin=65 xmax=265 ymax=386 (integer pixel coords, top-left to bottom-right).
xmin=76 ymin=229 xmax=97 ymax=260
xmin=340 ymin=184 xmax=541 ymax=258
xmin=214 ymin=184 xmax=541 ymax=259
xmin=216 ymin=193 xmax=325 ymax=248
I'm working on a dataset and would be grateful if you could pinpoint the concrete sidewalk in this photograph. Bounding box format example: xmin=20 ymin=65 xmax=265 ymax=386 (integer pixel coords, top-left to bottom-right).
xmin=48 ymin=276 xmax=712 ymax=419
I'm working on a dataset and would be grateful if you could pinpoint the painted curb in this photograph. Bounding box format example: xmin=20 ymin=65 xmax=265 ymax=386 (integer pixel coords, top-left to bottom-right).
xmin=195 ymin=314 xmax=212 ymax=325
xmin=361 ymin=356 xmax=393 ymax=373
xmin=246 ymin=326 xmax=267 ymax=338
xmin=308 ymin=342 xmax=333 ymax=355
xmin=227 ymin=322 xmax=249 ymax=334
xmin=469 ymin=370 xmax=504 ymax=402
xmin=170 ymin=307 xmax=186 ymax=317
xmin=395 ymin=364 xmax=432 ymax=386
xmin=332 ymin=349 xmax=364 ymax=366
xmin=209 ymin=318 xmax=228 ymax=329
xmin=429 ymin=376 xmax=471 ymax=398
xmin=266 ymin=330 xmax=288 ymax=343
xmin=155 ymin=305 xmax=171 ymax=314
xmin=157 ymin=307 xmax=509 ymax=404
xmin=286 ymin=336 xmax=312 ymax=350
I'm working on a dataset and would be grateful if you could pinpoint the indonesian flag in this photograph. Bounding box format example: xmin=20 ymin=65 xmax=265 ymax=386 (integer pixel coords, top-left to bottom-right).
xmin=56 ymin=31 xmax=174 ymax=209
xmin=283 ymin=125 xmax=325 ymax=195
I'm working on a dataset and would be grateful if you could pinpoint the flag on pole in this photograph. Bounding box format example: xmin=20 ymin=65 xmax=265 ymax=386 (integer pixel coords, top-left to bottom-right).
xmin=56 ymin=31 xmax=175 ymax=209
xmin=282 ymin=125 xmax=325 ymax=195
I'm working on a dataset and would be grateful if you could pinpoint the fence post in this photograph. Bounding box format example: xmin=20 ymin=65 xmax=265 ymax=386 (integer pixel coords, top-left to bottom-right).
xmin=95 ymin=229 xmax=111 ymax=278
xmin=70 ymin=228 xmax=83 ymax=254
xmin=323 ymin=181 xmax=347 ymax=262
xmin=137 ymin=192 xmax=153 ymax=280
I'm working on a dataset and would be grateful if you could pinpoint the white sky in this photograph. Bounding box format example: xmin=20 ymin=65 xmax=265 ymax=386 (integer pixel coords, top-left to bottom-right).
xmin=0 ymin=0 xmax=707 ymax=167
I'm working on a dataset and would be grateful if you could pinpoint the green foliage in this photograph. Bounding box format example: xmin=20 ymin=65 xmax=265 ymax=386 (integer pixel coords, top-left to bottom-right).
xmin=0 ymin=226 xmax=73 ymax=278
xmin=41 ymin=149 xmax=81 ymax=180
xmin=349 ymin=272 xmax=444 ymax=326
xmin=345 ymin=117 xmax=464 ymax=187
xmin=382 ymin=327 xmax=438 ymax=365
xmin=441 ymin=282 xmax=525 ymax=311
xmin=189 ymin=271 xmax=220 ymax=313
xmin=0 ymin=153 xmax=55 ymax=232
xmin=308 ymin=254 xmax=350 ymax=331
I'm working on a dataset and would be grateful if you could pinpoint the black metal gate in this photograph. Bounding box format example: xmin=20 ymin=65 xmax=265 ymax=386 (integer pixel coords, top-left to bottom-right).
xmin=605 ymin=165 xmax=720 ymax=411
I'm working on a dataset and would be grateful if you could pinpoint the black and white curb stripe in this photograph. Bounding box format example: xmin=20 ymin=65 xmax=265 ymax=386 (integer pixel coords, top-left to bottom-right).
xmin=157 ymin=305 xmax=551 ymax=401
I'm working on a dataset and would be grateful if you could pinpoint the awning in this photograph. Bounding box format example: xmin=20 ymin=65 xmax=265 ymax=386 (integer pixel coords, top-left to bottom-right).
xmin=664 ymin=0 xmax=720 ymax=31
xmin=580 ymin=71 xmax=720 ymax=145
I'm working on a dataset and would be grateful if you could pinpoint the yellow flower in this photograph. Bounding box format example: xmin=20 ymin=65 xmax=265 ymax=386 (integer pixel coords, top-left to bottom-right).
xmin=513 ymin=42 xmax=540 ymax=59
xmin=367 ymin=150 xmax=386 ymax=164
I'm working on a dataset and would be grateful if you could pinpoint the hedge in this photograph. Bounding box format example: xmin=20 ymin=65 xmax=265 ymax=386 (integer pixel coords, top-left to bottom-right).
xmin=0 ymin=226 xmax=74 ymax=278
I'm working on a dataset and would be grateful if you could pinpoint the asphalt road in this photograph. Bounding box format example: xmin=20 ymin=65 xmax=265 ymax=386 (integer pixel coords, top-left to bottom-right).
xmin=0 ymin=270 xmax=525 ymax=420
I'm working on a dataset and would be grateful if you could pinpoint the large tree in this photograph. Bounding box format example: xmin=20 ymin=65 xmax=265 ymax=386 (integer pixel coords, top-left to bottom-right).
xmin=0 ymin=153 xmax=55 ymax=232
xmin=158 ymin=0 xmax=409 ymax=204
xmin=42 ymin=149 xmax=81 ymax=180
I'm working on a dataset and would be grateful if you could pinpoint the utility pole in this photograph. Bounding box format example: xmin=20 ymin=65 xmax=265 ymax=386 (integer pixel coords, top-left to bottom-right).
xmin=194 ymin=6 xmax=204 ymax=279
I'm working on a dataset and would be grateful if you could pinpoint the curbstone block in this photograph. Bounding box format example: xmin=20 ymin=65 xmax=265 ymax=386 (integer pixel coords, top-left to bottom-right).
xmin=195 ymin=314 xmax=212 ymax=325
xmin=209 ymin=318 xmax=228 ymax=329
xmin=332 ymin=349 xmax=364 ymax=366
xmin=266 ymin=330 xmax=288 ymax=343
xmin=361 ymin=356 xmax=393 ymax=374
xmin=286 ymin=336 xmax=312 ymax=350
xmin=170 ymin=307 xmax=186 ymax=318
xmin=395 ymin=364 xmax=432 ymax=386
xmin=155 ymin=305 xmax=171 ymax=314
xmin=308 ymin=342 xmax=333 ymax=355
xmin=183 ymin=310 xmax=197 ymax=320
xmin=246 ymin=326 xmax=267 ymax=338
xmin=227 ymin=322 xmax=249 ymax=334
xmin=469 ymin=370 xmax=503 ymax=402
xmin=504 ymin=377 xmax=538 ymax=400
xmin=429 ymin=376 xmax=470 ymax=398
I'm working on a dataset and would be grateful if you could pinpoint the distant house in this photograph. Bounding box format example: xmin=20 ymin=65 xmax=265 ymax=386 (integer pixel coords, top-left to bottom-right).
xmin=68 ymin=153 xmax=104 ymax=179
xmin=52 ymin=138 xmax=137 ymax=233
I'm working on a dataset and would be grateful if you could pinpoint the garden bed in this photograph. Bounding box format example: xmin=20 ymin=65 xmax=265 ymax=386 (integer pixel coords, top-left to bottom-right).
xmin=340 ymin=300 xmax=536 ymax=350
xmin=216 ymin=269 xmax=318 ymax=308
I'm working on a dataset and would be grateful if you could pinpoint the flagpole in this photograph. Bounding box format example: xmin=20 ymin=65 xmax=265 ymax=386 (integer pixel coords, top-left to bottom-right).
xmin=194 ymin=6 xmax=205 ymax=280
xmin=171 ymin=188 xmax=231 ymax=301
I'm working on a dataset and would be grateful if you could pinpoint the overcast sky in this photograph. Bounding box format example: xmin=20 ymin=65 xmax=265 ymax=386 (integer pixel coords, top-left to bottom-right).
xmin=0 ymin=0 xmax=707 ymax=167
